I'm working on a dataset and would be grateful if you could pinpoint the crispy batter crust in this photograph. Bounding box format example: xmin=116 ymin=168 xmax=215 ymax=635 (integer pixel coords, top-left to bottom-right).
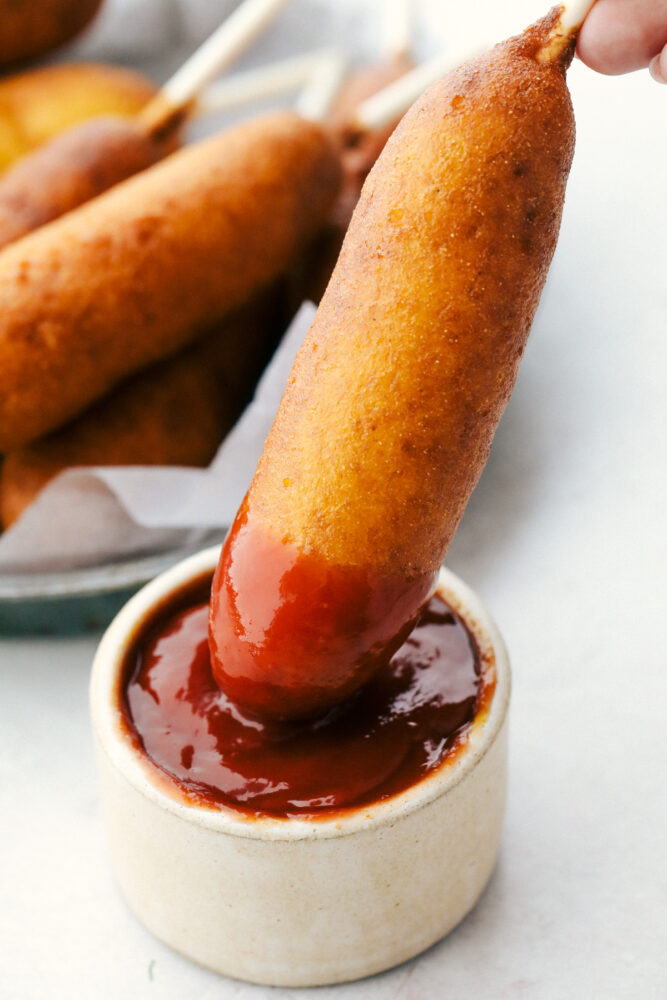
xmin=248 ymin=21 xmax=575 ymax=575
xmin=0 ymin=0 xmax=103 ymax=66
xmin=0 ymin=292 xmax=281 ymax=528
xmin=0 ymin=118 xmax=167 ymax=249
xmin=0 ymin=62 xmax=157 ymax=172
xmin=0 ymin=352 xmax=224 ymax=529
xmin=0 ymin=113 xmax=340 ymax=450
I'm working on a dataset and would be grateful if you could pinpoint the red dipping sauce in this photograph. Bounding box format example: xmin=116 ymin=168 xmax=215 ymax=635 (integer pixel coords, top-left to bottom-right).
xmin=121 ymin=575 xmax=491 ymax=819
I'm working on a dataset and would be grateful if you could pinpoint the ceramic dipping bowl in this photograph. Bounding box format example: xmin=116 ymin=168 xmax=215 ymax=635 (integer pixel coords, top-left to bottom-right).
xmin=90 ymin=545 xmax=510 ymax=987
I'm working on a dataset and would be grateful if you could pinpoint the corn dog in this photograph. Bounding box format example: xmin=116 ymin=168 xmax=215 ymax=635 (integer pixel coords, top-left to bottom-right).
xmin=209 ymin=10 xmax=577 ymax=720
xmin=0 ymin=350 xmax=224 ymax=530
xmin=0 ymin=62 xmax=157 ymax=173
xmin=0 ymin=118 xmax=171 ymax=250
xmin=0 ymin=0 xmax=103 ymax=67
xmin=0 ymin=293 xmax=281 ymax=529
xmin=0 ymin=113 xmax=340 ymax=452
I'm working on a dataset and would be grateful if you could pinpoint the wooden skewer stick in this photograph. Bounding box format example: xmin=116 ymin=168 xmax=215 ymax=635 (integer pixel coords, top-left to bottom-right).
xmin=198 ymin=49 xmax=346 ymax=117
xmin=384 ymin=0 xmax=414 ymax=61
xmin=295 ymin=50 xmax=348 ymax=122
xmin=299 ymin=1 xmax=415 ymax=127
xmin=560 ymin=0 xmax=600 ymax=31
xmin=139 ymin=0 xmax=291 ymax=135
xmin=537 ymin=0 xmax=599 ymax=62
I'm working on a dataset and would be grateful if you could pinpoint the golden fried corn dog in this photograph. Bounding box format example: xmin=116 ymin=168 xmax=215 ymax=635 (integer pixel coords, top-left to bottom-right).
xmin=0 ymin=0 xmax=103 ymax=67
xmin=0 ymin=62 xmax=157 ymax=172
xmin=209 ymin=10 xmax=577 ymax=720
xmin=0 ymin=113 xmax=340 ymax=451
xmin=0 ymin=293 xmax=281 ymax=529
xmin=0 ymin=118 xmax=170 ymax=250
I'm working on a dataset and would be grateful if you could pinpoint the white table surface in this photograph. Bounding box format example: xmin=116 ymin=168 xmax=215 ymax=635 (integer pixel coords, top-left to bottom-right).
xmin=1 ymin=2 xmax=665 ymax=997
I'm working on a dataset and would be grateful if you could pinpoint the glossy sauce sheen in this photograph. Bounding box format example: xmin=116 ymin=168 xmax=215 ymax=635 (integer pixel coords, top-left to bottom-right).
xmin=122 ymin=581 xmax=484 ymax=818
xmin=208 ymin=505 xmax=437 ymax=720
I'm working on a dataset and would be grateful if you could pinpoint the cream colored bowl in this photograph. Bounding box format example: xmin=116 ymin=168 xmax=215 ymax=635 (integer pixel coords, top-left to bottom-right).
xmin=90 ymin=545 xmax=510 ymax=987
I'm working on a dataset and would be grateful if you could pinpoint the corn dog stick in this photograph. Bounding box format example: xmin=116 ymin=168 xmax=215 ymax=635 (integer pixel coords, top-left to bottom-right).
xmin=537 ymin=0 xmax=599 ymax=62
xmin=354 ymin=1 xmax=597 ymax=135
xmin=294 ymin=50 xmax=349 ymax=122
xmin=561 ymin=0 xmax=599 ymax=25
xmin=209 ymin=9 xmax=579 ymax=721
xmin=0 ymin=113 xmax=340 ymax=451
xmin=198 ymin=49 xmax=345 ymax=116
xmin=384 ymin=0 xmax=413 ymax=60
xmin=140 ymin=0 xmax=291 ymax=135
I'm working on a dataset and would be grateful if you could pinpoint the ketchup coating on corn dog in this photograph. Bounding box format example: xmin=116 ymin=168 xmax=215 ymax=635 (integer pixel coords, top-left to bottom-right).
xmin=209 ymin=502 xmax=435 ymax=720
xmin=210 ymin=12 xmax=577 ymax=720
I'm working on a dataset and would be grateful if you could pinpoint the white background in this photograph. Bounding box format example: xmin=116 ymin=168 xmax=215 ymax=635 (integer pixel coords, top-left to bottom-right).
xmin=1 ymin=1 xmax=666 ymax=997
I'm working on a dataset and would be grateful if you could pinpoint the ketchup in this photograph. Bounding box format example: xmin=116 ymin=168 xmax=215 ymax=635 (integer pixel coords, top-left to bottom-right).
xmin=208 ymin=503 xmax=437 ymax=720
xmin=121 ymin=576 xmax=489 ymax=819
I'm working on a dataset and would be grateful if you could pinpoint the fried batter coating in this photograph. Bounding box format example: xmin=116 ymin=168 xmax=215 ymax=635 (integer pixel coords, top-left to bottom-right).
xmin=0 ymin=118 xmax=169 ymax=249
xmin=0 ymin=293 xmax=282 ymax=528
xmin=209 ymin=13 xmax=577 ymax=718
xmin=250 ymin=15 xmax=576 ymax=576
xmin=0 ymin=0 xmax=103 ymax=67
xmin=0 ymin=113 xmax=340 ymax=451
xmin=0 ymin=62 xmax=157 ymax=172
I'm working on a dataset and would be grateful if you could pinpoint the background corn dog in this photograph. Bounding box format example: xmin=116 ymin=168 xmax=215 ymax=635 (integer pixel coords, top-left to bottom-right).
xmin=0 ymin=0 xmax=103 ymax=68
xmin=0 ymin=0 xmax=290 ymax=260
xmin=0 ymin=112 xmax=340 ymax=452
xmin=210 ymin=10 xmax=578 ymax=720
xmin=0 ymin=47 xmax=382 ymax=525
xmin=328 ymin=53 xmax=412 ymax=215
xmin=0 ymin=291 xmax=282 ymax=529
xmin=0 ymin=117 xmax=172 ymax=250
xmin=0 ymin=62 xmax=157 ymax=174
xmin=0 ymin=64 xmax=165 ymax=252
xmin=0 ymin=351 xmax=225 ymax=531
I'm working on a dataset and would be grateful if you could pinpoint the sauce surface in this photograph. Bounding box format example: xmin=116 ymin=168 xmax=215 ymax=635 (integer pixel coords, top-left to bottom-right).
xmin=122 ymin=581 xmax=487 ymax=819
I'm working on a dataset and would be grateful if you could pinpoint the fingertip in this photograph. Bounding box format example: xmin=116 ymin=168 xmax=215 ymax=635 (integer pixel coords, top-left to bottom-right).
xmin=576 ymin=35 xmax=621 ymax=76
xmin=576 ymin=2 xmax=635 ymax=75
xmin=576 ymin=0 xmax=667 ymax=75
xmin=649 ymin=47 xmax=667 ymax=83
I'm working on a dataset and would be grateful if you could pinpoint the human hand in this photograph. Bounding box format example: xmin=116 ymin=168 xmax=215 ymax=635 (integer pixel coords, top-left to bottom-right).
xmin=577 ymin=0 xmax=667 ymax=82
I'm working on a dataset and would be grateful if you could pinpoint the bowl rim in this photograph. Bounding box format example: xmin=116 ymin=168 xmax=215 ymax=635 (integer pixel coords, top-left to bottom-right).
xmin=90 ymin=544 xmax=510 ymax=842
